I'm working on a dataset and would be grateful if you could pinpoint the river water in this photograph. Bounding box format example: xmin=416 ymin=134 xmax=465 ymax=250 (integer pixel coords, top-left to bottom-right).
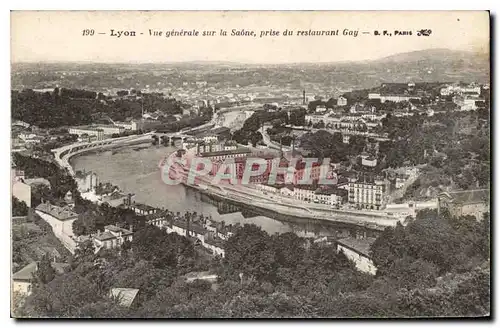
xmin=71 ymin=144 xmax=378 ymax=238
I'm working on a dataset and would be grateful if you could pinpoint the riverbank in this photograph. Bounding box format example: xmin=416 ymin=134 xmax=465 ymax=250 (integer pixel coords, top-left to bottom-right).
xmin=165 ymin=151 xmax=399 ymax=231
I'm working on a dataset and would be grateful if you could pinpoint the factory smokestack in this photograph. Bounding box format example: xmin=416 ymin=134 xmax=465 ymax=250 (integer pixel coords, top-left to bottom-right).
xmin=302 ymin=90 xmax=306 ymax=105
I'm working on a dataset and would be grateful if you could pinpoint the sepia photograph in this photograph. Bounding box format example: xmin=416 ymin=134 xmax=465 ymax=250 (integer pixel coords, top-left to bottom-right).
xmin=9 ymin=10 xmax=491 ymax=318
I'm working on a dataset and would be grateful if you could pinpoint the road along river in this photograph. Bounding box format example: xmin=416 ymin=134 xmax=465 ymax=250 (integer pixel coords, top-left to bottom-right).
xmin=71 ymin=144 xmax=382 ymax=238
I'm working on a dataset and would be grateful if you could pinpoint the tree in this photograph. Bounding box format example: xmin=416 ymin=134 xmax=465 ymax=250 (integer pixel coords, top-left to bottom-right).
xmin=73 ymin=240 xmax=96 ymax=264
xmin=12 ymin=197 xmax=29 ymax=216
xmin=33 ymin=255 xmax=56 ymax=285
xmin=224 ymin=224 xmax=276 ymax=282
xmin=272 ymin=232 xmax=305 ymax=269
xmin=131 ymin=225 xmax=195 ymax=269
xmin=24 ymin=273 xmax=102 ymax=318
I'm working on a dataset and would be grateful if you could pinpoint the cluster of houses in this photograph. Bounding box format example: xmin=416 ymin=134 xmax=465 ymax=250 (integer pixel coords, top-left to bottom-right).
xmin=69 ymin=202 xmax=234 ymax=258
xmin=132 ymin=203 xmax=234 ymax=258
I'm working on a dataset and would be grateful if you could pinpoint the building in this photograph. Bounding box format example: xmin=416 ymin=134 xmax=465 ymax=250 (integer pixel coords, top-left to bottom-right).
xmin=368 ymin=93 xmax=421 ymax=103
xmin=440 ymin=83 xmax=481 ymax=97
xmin=93 ymin=225 xmax=134 ymax=249
xmin=196 ymin=140 xmax=238 ymax=154
xmin=305 ymin=114 xmax=375 ymax=133
xmin=195 ymin=127 xmax=231 ymax=143
xmin=98 ymin=191 xmax=133 ymax=208
xmin=113 ymin=120 xmax=138 ymax=131
xmin=69 ymin=124 xmax=125 ymax=139
xmin=361 ymin=156 xmax=378 ymax=167
xmin=12 ymin=262 xmax=70 ymax=296
xmin=129 ymin=203 xmax=159 ymax=216
xmin=166 ymin=219 xmax=207 ymax=241
xmin=12 ymin=262 xmax=38 ymax=296
xmin=145 ymin=211 xmax=170 ymax=228
xmin=437 ymin=189 xmax=490 ymax=220
xmin=35 ymin=202 xmax=78 ymax=250
xmin=337 ymin=96 xmax=348 ymax=106
xmin=336 ymin=237 xmax=377 ymax=275
xmin=23 ymin=177 xmax=51 ymax=189
xmin=348 ymin=175 xmax=389 ymax=210
xmin=12 ymin=170 xmax=32 ymax=207
xmin=109 ymin=288 xmax=140 ymax=308
xmin=184 ymin=271 xmax=219 ymax=283
xmin=74 ymin=170 xmax=99 ymax=193
xmin=68 ymin=127 xmax=105 ymax=141
xmin=199 ymin=147 xmax=252 ymax=161
xmin=315 ymin=105 xmax=327 ymax=113
xmin=453 ymin=95 xmax=485 ymax=111
xmin=203 ymin=237 xmax=226 ymax=257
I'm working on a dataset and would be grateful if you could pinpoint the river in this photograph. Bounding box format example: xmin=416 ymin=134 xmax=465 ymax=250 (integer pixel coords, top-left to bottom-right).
xmin=71 ymin=144 xmax=380 ymax=238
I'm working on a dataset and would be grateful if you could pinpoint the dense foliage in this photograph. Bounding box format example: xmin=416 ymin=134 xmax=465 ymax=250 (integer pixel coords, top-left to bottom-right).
xmin=12 ymin=197 xmax=29 ymax=216
xmin=232 ymin=108 xmax=306 ymax=146
xmin=17 ymin=208 xmax=490 ymax=318
xmin=11 ymin=88 xmax=185 ymax=128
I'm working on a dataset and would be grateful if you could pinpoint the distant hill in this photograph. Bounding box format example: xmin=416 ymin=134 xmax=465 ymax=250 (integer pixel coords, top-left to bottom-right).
xmin=11 ymin=48 xmax=490 ymax=91
xmin=374 ymin=48 xmax=488 ymax=64
xmin=327 ymin=48 xmax=490 ymax=88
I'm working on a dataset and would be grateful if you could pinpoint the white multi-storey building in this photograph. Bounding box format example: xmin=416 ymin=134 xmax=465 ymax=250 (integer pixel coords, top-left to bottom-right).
xmin=348 ymin=175 xmax=389 ymax=210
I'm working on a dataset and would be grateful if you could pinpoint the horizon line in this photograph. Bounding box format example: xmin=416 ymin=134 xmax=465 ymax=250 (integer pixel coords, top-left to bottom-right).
xmin=10 ymin=47 xmax=486 ymax=66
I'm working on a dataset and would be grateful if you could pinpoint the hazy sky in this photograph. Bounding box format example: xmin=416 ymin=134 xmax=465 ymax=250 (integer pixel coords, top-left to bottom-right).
xmin=11 ymin=11 xmax=490 ymax=64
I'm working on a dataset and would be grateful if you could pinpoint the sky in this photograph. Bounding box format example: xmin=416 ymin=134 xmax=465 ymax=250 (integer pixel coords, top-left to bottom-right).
xmin=11 ymin=11 xmax=490 ymax=64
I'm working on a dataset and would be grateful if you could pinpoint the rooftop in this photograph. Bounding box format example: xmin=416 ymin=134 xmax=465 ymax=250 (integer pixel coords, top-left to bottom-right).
xmin=35 ymin=202 xmax=78 ymax=221
xmin=131 ymin=203 xmax=158 ymax=212
xmin=145 ymin=211 xmax=170 ymax=220
xmin=104 ymin=225 xmax=133 ymax=235
xmin=200 ymin=147 xmax=252 ymax=158
xmin=110 ymin=288 xmax=140 ymax=308
xmin=94 ymin=231 xmax=115 ymax=241
xmin=12 ymin=262 xmax=70 ymax=281
xmin=12 ymin=262 xmax=37 ymax=281
xmin=440 ymin=189 xmax=490 ymax=205
xmin=336 ymin=237 xmax=377 ymax=258
xmin=172 ymin=220 xmax=208 ymax=235
xmin=205 ymin=237 xmax=225 ymax=249
xmin=184 ymin=271 xmax=219 ymax=283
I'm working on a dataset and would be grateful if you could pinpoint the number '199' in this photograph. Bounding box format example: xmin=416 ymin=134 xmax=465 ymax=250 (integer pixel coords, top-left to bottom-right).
xmin=82 ymin=29 xmax=95 ymax=36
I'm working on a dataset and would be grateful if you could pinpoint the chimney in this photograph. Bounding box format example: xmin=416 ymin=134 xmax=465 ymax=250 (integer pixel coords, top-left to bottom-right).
xmin=302 ymin=90 xmax=306 ymax=105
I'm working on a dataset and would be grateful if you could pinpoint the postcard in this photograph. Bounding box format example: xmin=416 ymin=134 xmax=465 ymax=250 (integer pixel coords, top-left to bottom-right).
xmin=10 ymin=11 xmax=490 ymax=319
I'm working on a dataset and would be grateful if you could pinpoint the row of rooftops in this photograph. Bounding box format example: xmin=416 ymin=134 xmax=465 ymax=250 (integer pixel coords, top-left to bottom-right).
xmin=12 ymin=261 xmax=71 ymax=282
xmin=75 ymin=224 xmax=134 ymax=243
xmin=139 ymin=206 xmax=238 ymax=242
xmin=35 ymin=202 xmax=78 ymax=221
xmin=439 ymin=189 xmax=490 ymax=205
xmin=200 ymin=147 xmax=252 ymax=158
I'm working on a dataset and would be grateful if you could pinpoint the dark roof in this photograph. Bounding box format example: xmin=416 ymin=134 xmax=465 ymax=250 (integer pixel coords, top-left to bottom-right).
xmin=131 ymin=203 xmax=158 ymax=212
xmin=102 ymin=191 xmax=128 ymax=201
xmin=205 ymin=237 xmax=225 ymax=249
xmin=94 ymin=231 xmax=115 ymax=241
xmin=12 ymin=262 xmax=37 ymax=281
xmin=104 ymin=225 xmax=133 ymax=235
xmin=336 ymin=237 xmax=377 ymax=258
xmin=145 ymin=211 xmax=169 ymax=220
xmin=110 ymin=288 xmax=140 ymax=308
xmin=35 ymin=203 xmax=78 ymax=221
xmin=441 ymin=189 xmax=490 ymax=205
xmin=172 ymin=220 xmax=208 ymax=235
xmin=200 ymin=148 xmax=251 ymax=158
xmin=12 ymin=262 xmax=70 ymax=281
